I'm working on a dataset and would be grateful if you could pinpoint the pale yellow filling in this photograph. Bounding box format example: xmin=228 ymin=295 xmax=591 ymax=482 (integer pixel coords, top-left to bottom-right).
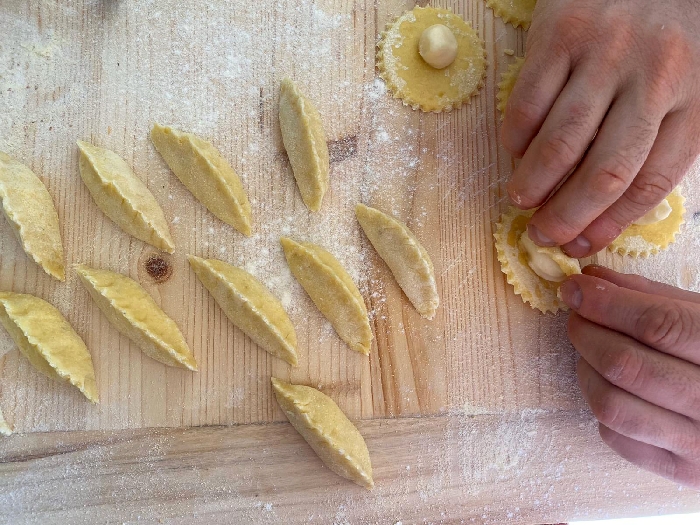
xmin=419 ymin=24 xmax=458 ymax=69
xmin=519 ymin=231 xmax=567 ymax=282
xmin=633 ymin=199 xmax=672 ymax=226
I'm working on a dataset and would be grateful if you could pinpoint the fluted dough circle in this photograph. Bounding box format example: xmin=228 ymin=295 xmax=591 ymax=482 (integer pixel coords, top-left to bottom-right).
xmin=377 ymin=7 xmax=486 ymax=113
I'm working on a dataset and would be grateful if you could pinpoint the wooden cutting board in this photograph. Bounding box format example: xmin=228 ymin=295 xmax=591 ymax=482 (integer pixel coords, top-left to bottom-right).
xmin=1 ymin=0 xmax=699 ymax=522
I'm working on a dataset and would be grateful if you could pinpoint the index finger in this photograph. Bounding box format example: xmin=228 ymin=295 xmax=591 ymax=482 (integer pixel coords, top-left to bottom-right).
xmin=560 ymin=274 xmax=700 ymax=364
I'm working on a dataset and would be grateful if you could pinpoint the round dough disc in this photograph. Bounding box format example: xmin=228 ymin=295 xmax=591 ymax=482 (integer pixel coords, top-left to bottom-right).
xmin=608 ymin=187 xmax=686 ymax=258
xmin=485 ymin=0 xmax=537 ymax=30
xmin=377 ymin=7 xmax=486 ymax=113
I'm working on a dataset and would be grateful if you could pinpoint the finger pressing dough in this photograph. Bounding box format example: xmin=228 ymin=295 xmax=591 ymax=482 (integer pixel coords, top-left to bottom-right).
xmin=355 ymin=204 xmax=439 ymax=319
xmin=377 ymin=6 xmax=486 ymax=112
xmin=76 ymin=264 xmax=197 ymax=371
xmin=493 ymin=207 xmax=581 ymax=313
xmin=0 ymin=152 xmax=65 ymax=281
xmin=485 ymin=0 xmax=537 ymax=30
xmin=279 ymin=78 xmax=330 ymax=212
xmin=271 ymin=378 xmax=374 ymax=489
xmin=0 ymin=292 xmax=98 ymax=402
xmin=150 ymin=124 xmax=252 ymax=236
xmin=496 ymin=57 xmax=525 ymax=120
xmin=77 ymin=141 xmax=175 ymax=253
xmin=188 ymin=255 xmax=298 ymax=366
xmin=280 ymin=238 xmax=372 ymax=355
xmin=0 ymin=406 xmax=11 ymax=436
xmin=608 ymin=187 xmax=686 ymax=258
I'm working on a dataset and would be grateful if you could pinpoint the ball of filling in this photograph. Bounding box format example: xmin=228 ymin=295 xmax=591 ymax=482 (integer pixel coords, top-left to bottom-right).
xmin=519 ymin=231 xmax=567 ymax=282
xmin=633 ymin=199 xmax=672 ymax=225
xmin=419 ymin=24 xmax=458 ymax=70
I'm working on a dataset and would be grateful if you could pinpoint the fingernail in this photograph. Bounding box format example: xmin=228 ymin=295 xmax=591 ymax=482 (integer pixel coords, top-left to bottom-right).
xmin=527 ymin=224 xmax=556 ymax=247
xmin=563 ymin=235 xmax=592 ymax=258
xmin=560 ymin=278 xmax=582 ymax=310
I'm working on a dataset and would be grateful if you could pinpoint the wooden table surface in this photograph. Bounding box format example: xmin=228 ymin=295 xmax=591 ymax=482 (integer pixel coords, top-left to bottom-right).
xmin=1 ymin=0 xmax=699 ymax=523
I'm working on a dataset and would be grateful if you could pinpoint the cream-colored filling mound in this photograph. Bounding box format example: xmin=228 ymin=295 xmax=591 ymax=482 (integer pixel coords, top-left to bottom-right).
xmin=633 ymin=199 xmax=672 ymax=226
xmin=519 ymin=231 xmax=567 ymax=282
xmin=418 ymin=24 xmax=458 ymax=69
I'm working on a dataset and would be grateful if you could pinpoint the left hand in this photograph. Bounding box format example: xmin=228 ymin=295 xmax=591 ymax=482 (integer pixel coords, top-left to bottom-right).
xmin=560 ymin=264 xmax=700 ymax=488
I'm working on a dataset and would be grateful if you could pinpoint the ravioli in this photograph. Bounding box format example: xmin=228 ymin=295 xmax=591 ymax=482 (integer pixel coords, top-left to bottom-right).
xmin=281 ymin=238 xmax=372 ymax=355
xmin=355 ymin=204 xmax=439 ymax=319
xmin=0 ymin=152 xmax=65 ymax=281
xmin=189 ymin=255 xmax=298 ymax=366
xmin=77 ymin=141 xmax=175 ymax=253
xmin=0 ymin=292 xmax=98 ymax=402
xmin=279 ymin=78 xmax=330 ymax=212
xmin=150 ymin=124 xmax=252 ymax=236
xmin=76 ymin=264 xmax=197 ymax=371
xmin=271 ymin=378 xmax=374 ymax=489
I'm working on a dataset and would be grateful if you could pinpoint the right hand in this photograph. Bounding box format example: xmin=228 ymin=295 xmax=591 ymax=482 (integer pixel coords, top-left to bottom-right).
xmin=501 ymin=0 xmax=700 ymax=257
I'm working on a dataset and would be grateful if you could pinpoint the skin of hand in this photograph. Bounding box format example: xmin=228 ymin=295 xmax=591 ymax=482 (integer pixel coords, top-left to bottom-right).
xmin=501 ymin=0 xmax=700 ymax=258
xmin=560 ymin=264 xmax=700 ymax=488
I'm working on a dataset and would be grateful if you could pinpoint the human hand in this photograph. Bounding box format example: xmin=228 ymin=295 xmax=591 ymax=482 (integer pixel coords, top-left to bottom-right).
xmin=560 ymin=265 xmax=700 ymax=488
xmin=501 ymin=0 xmax=700 ymax=257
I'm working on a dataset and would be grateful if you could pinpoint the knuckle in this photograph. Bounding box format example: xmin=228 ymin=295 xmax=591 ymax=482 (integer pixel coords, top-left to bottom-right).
xmin=626 ymin=172 xmax=675 ymax=208
xmin=507 ymin=97 xmax=545 ymax=130
xmin=636 ymin=301 xmax=687 ymax=349
xmin=590 ymin=386 xmax=626 ymax=429
xmin=588 ymin=157 xmax=635 ymax=198
xmin=598 ymin=346 xmax=645 ymax=391
xmin=538 ymin=134 xmax=580 ymax=174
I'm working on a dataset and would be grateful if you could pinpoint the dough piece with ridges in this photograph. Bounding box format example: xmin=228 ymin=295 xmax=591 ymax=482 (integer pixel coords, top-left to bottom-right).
xmin=188 ymin=255 xmax=298 ymax=366
xmin=279 ymin=78 xmax=330 ymax=212
xmin=77 ymin=141 xmax=175 ymax=253
xmin=377 ymin=7 xmax=487 ymax=113
xmin=493 ymin=207 xmax=581 ymax=313
xmin=497 ymin=57 xmax=525 ymax=120
xmin=608 ymin=187 xmax=685 ymax=258
xmin=0 ymin=152 xmax=65 ymax=281
xmin=0 ymin=406 xmax=12 ymax=436
xmin=485 ymin=0 xmax=537 ymax=30
xmin=0 ymin=292 xmax=98 ymax=402
xmin=150 ymin=124 xmax=252 ymax=236
xmin=76 ymin=264 xmax=197 ymax=371
xmin=271 ymin=378 xmax=374 ymax=489
xmin=355 ymin=204 xmax=439 ymax=319
xmin=280 ymin=238 xmax=372 ymax=355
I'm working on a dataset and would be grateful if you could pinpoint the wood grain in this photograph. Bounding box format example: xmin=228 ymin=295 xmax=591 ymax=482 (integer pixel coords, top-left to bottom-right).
xmin=0 ymin=0 xmax=699 ymax=521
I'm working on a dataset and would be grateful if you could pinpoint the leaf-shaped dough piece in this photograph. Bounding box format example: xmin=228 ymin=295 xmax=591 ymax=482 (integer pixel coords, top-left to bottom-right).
xmin=0 ymin=152 xmax=65 ymax=281
xmin=0 ymin=405 xmax=12 ymax=436
xmin=150 ymin=124 xmax=252 ymax=236
xmin=279 ymin=78 xmax=330 ymax=212
xmin=76 ymin=264 xmax=197 ymax=371
xmin=355 ymin=204 xmax=439 ymax=319
xmin=0 ymin=292 xmax=98 ymax=402
xmin=188 ymin=255 xmax=298 ymax=366
xmin=271 ymin=378 xmax=373 ymax=489
xmin=280 ymin=238 xmax=372 ymax=355
xmin=77 ymin=141 xmax=175 ymax=253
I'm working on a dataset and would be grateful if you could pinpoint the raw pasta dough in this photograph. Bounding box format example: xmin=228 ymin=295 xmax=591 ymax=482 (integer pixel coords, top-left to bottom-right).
xmin=493 ymin=207 xmax=581 ymax=313
xmin=377 ymin=6 xmax=486 ymax=112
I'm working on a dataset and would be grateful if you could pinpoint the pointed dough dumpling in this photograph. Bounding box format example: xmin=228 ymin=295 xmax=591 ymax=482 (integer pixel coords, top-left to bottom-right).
xmin=188 ymin=255 xmax=298 ymax=366
xmin=280 ymin=238 xmax=372 ymax=355
xmin=76 ymin=264 xmax=197 ymax=371
xmin=77 ymin=141 xmax=175 ymax=253
xmin=0 ymin=292 xmax=98 ymax=402
xmin=0 ymin=152 xmax=65 ymax=281
xmin=279 ymin=78 xmax=330 ymax=212
xmin=271 ymin=378 xmax=373 ymax=489
xmin=0 ymin=406 xmax=12 ymax=436
xmin=355 ymin=204 xmax=439 ymax=319
xmin=150 ymin=124 xmax=252 ymax=236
